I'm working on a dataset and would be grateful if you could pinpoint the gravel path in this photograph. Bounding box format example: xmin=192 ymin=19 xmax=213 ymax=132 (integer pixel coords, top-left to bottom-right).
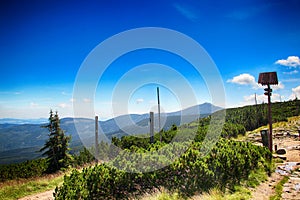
xmin=250 ymin=172 xmax=282 ymax=200
xmin=18 ymin=189 xmax=54 ymax=200
xmin=250 ymin=130 xmax=300 ymax=200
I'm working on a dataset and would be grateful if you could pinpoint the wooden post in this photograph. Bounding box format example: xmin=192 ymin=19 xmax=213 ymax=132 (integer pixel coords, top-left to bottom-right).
xmin=157 ymin=87 xmax=161 ymax=142
xmin=258 ymin=72 xmax=278 ymax=152
xmin=267 ymin=84 xmax=273 ymax=152
xmin=150 ymin=112 xmax=154 ymax=143
xmin=95 ymin=116 xmax=99 ymax=162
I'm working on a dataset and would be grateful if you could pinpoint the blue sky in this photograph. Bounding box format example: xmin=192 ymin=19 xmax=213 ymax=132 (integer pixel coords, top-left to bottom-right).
xmin=0 ymin=0 xmax=300 ymax=119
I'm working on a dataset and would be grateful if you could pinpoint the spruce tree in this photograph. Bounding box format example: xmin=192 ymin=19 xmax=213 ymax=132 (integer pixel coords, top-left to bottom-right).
xmin=40 ymin=110 xmax=72 ymax=173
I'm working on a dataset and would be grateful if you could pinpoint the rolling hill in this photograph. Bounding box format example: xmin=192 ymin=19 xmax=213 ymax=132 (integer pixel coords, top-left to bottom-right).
xmin=0 ymin=102 xmax=221 ymax=164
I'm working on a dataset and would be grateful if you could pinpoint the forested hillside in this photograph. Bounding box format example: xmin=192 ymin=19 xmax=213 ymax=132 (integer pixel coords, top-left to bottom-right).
xmin=224 ymin=99 xmax=300 ymax=131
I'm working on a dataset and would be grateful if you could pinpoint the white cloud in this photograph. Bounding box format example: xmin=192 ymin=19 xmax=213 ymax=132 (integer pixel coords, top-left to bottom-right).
xmin=251 ymin=83 xmax=265 ymax=90
xmin=70 ymin=98 xmax=76 ymax=103
xmin=272 ymin=82 xmax=284 ymax=90
xmin=228 ymin=73 xmax=263 ymax=90
xmin=291 ymin=85 xmax=300 ymax=99
xmin=275 ymin=56 xmax=300 ymax=67
xmin=136 ymin=98 xmax=144 ymax=104
xmin=283 ymin=70 xmax=298 ymax=75
xmin=243 ymin=94 xmax=265 ymax=104
xmin=227 ymin=73 xmax=255 ymax=85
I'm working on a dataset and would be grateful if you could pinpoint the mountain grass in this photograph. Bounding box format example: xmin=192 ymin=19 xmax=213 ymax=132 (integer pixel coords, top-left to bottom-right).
xmin=0 ymin=172 xmax=64 ymax=200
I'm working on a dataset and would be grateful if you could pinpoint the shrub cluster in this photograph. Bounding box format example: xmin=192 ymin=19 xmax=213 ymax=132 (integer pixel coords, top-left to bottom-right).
xmin=0 ymin=159 xmax=47 ymax=181
xmin=54 ymin=139 xmax=272 ymax=199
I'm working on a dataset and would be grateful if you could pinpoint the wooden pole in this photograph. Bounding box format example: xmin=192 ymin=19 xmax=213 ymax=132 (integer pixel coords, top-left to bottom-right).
xmin=95 ymin=116 xmax=99 ymax=162
xmin=150 ymin=112 xmax=154 ymax=144
xmin=157 ymin=87 xmax=161 ymax=142
xmin=267 ymin=84 xmax=273 ymax=152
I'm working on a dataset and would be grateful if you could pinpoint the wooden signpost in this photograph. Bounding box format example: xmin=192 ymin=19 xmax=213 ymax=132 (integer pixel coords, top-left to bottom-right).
xmin=258 ymin=72 xmax=278 ymax=152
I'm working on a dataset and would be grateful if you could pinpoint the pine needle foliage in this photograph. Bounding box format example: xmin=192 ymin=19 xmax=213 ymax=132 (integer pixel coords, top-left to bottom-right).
xmin=40 ymin=110 xmax=72 ymax=173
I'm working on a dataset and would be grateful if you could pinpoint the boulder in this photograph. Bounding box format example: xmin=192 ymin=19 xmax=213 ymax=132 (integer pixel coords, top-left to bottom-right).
xmin=276 ymin=148 xmax=287 ymax=155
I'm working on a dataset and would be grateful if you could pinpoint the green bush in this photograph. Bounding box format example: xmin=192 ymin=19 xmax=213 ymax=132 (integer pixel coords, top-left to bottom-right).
xmin=0 ymin=158 xmax=48 ymax=181
xmin=72 ymin=147 xmax=95 ymax=166
xmin=54 ymin=140 xmax=272 ymax=199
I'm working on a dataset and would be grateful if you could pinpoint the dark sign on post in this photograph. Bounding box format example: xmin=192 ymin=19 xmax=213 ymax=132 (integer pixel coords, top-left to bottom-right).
xmin=258 ymin=72 xmax=278 ymax=152
xmin=260 ymin=129 xmax=269 ymax=148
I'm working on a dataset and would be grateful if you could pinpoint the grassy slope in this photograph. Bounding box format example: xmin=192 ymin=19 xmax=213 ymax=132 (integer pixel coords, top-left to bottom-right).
xmin=0 ymin=173 xmax=64 ymax=200
xmin=251 ymin=115 xmax=300 ymax=134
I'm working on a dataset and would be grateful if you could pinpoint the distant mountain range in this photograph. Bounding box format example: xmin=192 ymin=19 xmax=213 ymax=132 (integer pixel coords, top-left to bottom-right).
xmin=0 ymin=103 xmax=222 ymax=164
xmin=0 ymin=118 xmax=48 ymax=124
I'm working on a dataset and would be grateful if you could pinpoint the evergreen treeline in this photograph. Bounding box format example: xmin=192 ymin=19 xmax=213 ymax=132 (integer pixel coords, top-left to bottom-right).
xmin=224 ymin=99 xmax=300 ymax=131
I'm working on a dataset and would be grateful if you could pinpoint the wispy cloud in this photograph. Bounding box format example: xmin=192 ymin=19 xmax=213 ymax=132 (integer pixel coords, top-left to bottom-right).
xmin=281 ymin=78 xmax=300 ymax=83
xmin=283 ymin=70 xmax=298 ymax=75
xmin=173 ymin=3 xmax=198 ymax=21
xmin=275 ymin=56 xmax=300 ymax=67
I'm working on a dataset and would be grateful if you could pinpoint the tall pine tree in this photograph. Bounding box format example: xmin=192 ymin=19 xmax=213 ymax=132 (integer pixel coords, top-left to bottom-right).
xmin=40 ymin=110 xmax=72 ymax=173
